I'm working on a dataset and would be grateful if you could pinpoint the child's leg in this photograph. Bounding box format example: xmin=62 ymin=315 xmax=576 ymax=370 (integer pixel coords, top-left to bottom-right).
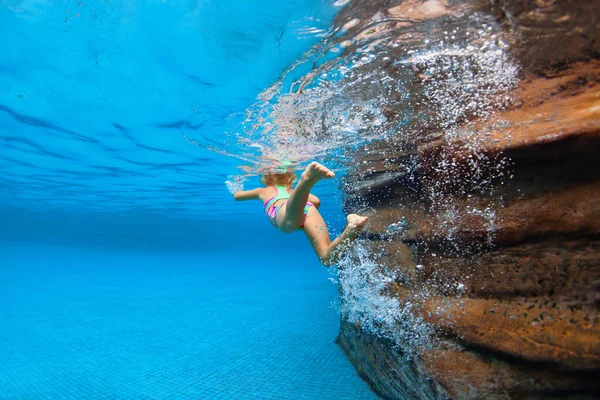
xmin=280 ymin=162 xmax=334 ymax=232
xmin=303 ymin=208 xmax=368 ymax=266
xmin=302 ymin=209 xmax=332 ymax=260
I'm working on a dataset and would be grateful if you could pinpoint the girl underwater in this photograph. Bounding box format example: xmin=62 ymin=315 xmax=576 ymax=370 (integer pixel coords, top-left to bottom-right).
xmin=232 ymin=162 xmax=368 ymax=266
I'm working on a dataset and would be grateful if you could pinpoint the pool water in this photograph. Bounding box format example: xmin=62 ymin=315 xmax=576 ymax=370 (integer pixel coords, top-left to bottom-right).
xmin=1 ymin=241 xmax=376 ymax=399
xmin=0 ymin=0 xmax=378 ymax=399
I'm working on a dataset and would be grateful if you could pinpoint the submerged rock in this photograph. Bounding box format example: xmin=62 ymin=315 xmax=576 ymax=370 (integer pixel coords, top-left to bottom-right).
xmin=331 ymin=0 xmax=600 ymax=398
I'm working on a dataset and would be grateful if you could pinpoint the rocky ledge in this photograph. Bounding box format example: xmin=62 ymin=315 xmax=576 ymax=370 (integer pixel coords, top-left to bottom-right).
xmin=334 ymin=1 xmax=600 ymax=399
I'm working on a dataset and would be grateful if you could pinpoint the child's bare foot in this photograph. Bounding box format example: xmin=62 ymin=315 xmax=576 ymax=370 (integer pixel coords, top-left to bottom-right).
xmin=347 ymin=214 xmax=368 ymax=232
xmin=302 ymin=162 xmax=335 ymax=182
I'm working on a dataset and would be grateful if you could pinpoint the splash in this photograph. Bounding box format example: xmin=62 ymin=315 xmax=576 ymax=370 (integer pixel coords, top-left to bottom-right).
xmin=224 ymin=1 xmax=520 ymax=354
xmin=225 ymin=175 xmax=246 ymax=194
xmin=228 ymin=9 xmax=518 ymax=174
xmin=334 ymin=241 xmax=436 ymax=355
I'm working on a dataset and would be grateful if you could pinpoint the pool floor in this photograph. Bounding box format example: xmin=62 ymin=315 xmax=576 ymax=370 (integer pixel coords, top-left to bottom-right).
xmin=0 ymin=242 xmax=377 ymax=399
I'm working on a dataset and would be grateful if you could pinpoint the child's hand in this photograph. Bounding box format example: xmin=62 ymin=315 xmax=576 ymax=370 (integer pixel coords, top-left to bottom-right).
xmin=225 ymin=176 xmax=244 ymax=194
xmin=225 ymin=180 xmax=238 ymax=194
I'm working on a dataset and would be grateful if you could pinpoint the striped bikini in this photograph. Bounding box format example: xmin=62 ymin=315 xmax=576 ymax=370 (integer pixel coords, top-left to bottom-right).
xmin=263 ymin=185 xmax=313 ymax=230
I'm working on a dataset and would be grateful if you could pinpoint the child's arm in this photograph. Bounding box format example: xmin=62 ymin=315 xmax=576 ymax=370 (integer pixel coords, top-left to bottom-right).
xmin=233 ymin=188 xmax=263 ymax=201
xmin=308 ymin=194 xmax=321 ymax=209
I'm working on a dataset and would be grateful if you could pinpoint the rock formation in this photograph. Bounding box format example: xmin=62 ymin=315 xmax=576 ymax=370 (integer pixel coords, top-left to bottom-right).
xmin=331 ymin=0 xmax=600 ymax=398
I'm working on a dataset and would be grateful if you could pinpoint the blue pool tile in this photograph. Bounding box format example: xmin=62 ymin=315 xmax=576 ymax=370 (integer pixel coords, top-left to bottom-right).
xmin=1 ymin=245 xmax=379 ymax=399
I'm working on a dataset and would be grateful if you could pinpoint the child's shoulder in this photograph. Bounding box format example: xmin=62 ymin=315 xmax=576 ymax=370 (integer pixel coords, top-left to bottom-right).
xmin=257 ymin=186 xmax=276 ymax=201
xmin=260 ymin=186 xmax=276 ymax=195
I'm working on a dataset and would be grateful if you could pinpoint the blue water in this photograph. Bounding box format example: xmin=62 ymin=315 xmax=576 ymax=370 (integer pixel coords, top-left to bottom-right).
xmin=1 ymin=242 xmax=376 ymax=399
xmin=0 ymin=1 xmax=376 ymax=398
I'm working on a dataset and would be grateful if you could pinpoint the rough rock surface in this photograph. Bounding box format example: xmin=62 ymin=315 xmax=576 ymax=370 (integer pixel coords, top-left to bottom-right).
xmin=333 ymin=1 xmax=600 ymax=399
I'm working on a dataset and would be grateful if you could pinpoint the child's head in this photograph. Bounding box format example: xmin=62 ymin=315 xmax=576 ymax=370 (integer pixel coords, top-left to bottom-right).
xmin=260 ymin=170 xmax=297 ymax=188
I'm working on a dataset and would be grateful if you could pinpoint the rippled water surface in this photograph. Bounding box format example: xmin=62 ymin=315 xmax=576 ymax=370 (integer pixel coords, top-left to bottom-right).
xmin=0 ymin=0 xmax=340 ymax=217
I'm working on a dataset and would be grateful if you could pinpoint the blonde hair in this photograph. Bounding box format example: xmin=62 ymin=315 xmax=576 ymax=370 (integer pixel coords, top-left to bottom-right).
xmin=260 ymin=170 xmax=297 ymax=188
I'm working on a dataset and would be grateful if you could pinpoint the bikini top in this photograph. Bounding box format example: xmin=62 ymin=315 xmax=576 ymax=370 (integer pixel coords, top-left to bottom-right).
xmin=263 ymin=185 xmax=291 ymax=211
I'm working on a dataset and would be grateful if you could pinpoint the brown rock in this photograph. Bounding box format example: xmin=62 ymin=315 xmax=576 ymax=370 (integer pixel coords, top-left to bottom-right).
xmin=334 ymin=1 xmax=600 ymax=399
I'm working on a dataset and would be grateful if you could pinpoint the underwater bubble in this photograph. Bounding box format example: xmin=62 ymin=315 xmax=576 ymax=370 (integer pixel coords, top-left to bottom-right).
xmin=342 ymin=18 xmax=360 ymax=31
xmin=334 ymin=0 xmax=351 ymax=7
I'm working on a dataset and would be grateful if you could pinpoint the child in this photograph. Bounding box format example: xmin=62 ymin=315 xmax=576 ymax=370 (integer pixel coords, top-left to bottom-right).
xmin=233 ymin=162 xmax=368 ymax=266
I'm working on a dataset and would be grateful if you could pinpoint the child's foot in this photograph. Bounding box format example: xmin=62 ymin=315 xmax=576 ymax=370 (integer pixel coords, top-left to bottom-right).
xmin=347 ymin=214 xmax=368 ymax=232
xmin=302 ymin=162 xmax=335 ymax=182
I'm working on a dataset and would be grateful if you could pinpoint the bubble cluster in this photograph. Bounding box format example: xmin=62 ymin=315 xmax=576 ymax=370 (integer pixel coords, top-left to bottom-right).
xmin=403 ymin=20 xmax=518 ymax=130
xmin=334 ymin=241 xmax=436 ymax=356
